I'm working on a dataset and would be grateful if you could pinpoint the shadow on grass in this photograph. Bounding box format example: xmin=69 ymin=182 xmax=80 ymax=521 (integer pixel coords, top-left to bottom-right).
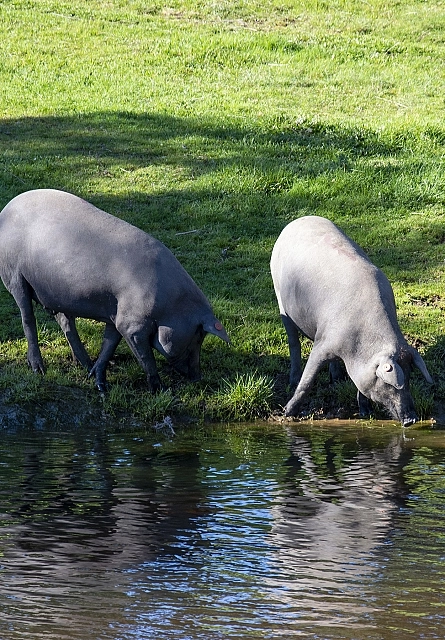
xmin=1 ymin=111 xmax=444 ymax=290
xmin=1 ymin=112 xmax=444 ymax=217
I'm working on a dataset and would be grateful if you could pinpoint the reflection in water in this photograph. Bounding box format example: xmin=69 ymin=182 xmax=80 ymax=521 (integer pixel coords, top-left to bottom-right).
xmin=0 ymin=423 xmax=443 ymax=639
xmin=0 ymin=434 xmax=208 ymax=639
xmin=267 ymin=434 xmax=403 ymax=631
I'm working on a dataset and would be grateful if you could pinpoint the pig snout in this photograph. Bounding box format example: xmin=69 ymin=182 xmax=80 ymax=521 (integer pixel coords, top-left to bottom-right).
xmin=402 ymin=413 xmax=417 ymax=427
xmin=171 ymin=350 xmax=201 ymax=382
xmin=377 ymin=389 xmax=417 ymax=427
xmin=396 ymin=397 xmax=418 ymax=427
xmin=389 ymin=391 xmax=417 ymax=426
xmin=394 ymin=404 xmax=417 ymax=427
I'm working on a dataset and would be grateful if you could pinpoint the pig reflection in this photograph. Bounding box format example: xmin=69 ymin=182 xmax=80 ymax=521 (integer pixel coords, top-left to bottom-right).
xmin=267 ymin=433 xmax=404 ymax=619
xmin=0 ymin=447 xmax=209 ymax=637
xmin=3 ymin=450 xmax=205 ymax=569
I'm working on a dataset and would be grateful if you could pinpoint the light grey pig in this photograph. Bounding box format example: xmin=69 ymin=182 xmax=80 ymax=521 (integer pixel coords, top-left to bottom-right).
xmin=270 ymin=216 xmax=432 ymax=425
xmin=0 ymin=189 xmax=229 ymax=392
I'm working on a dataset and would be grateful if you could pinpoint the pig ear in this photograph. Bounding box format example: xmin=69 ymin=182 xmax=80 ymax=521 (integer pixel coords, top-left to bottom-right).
xmin=376 ymin=361 xmax=405 ymax=389
xmin=203 ymin=319 xmax=230 ymax=344
xmin=409 ymin=346 xmax=433 ymax=383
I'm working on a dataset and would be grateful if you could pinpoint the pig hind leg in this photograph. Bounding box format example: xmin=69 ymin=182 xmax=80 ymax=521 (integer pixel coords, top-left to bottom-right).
xmin=54 ymin=313 xmax=93 ymax=371
xmin=88 ymin=323 xmax=122 ymax=393
xmin=281 ymin=314 xmax=302 ymax=389
xmin=7 ymin=277 xmax=45 ymax=373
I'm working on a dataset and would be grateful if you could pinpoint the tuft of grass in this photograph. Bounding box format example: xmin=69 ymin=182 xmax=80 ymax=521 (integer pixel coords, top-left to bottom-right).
xmin=410 ymin=380 xmax=435 ymax=423
xmin=212 ymin=371 xmax=274 ymax=421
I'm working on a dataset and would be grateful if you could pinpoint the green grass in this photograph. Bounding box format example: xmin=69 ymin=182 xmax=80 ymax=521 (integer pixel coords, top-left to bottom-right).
xmin=212 ymin=371 xmax=274 ymax=421
xmin=0 ymin=0 xmax=445 ymax=424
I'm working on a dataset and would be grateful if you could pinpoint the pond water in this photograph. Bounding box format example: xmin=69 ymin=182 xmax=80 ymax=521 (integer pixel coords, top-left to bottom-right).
xmin=0 ymin=418 xmax=444 ymax=639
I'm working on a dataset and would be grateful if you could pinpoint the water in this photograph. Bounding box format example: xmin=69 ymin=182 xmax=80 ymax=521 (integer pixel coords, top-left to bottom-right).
xmin=0 ymin=420 xmax=444 ymax=639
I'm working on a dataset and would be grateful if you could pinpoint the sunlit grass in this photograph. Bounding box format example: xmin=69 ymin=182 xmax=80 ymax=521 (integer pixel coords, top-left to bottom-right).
xmin=212 ymin=372 xmax=274 ymax=421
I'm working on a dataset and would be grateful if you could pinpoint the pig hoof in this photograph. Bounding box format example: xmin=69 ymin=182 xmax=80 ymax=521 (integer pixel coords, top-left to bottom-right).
xmin=28 ymin=360 xmax=46 ymax=375
xmin=147 ymin=376 xmax=163 ymax=393
xmin=283 ymin=402 xmax=298 ymax=417
xmin=150 ymin=383 xmax=165 ymax=394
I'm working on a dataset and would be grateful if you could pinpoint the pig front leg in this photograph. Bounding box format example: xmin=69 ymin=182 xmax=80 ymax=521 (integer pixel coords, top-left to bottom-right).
xmin=284 ymin=341 xmax=329 ymax=416
xmin=54 ymin=312 xmax=93 ymax=371
xmin=281 ymin=314 xmax=302 ymax=389
xmin=116 ymin=316 xmax=162 ymax=393
xmin=88 ymin=323 xmax=122 ymax=392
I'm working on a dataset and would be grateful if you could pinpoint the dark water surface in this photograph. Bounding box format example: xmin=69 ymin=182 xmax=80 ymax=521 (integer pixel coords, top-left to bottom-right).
xmin=0 ymin=419 xmax=444 ymax=639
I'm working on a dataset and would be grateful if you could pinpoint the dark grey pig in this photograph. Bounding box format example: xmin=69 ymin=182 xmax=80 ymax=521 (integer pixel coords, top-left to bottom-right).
xmin=270 ymin=216 xmax=432 ymax=426
xmin=0 ymin=189 xmax=229 ymax=392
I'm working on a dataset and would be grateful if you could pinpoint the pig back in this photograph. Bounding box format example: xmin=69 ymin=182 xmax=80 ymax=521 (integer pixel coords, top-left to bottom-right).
xmin=271 ymin=216 xmax=393 ymax=340
xmin=0 ymin=189 xmax=209 ymax=323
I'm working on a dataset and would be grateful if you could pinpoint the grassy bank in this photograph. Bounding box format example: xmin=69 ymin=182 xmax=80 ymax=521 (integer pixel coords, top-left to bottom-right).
xmin=0 ymin=0 xmax=444 ymax=424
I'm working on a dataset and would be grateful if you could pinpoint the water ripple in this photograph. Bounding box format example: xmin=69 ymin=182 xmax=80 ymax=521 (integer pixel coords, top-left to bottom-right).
xmin=0 ymin=425 xmax=444 ymax=638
